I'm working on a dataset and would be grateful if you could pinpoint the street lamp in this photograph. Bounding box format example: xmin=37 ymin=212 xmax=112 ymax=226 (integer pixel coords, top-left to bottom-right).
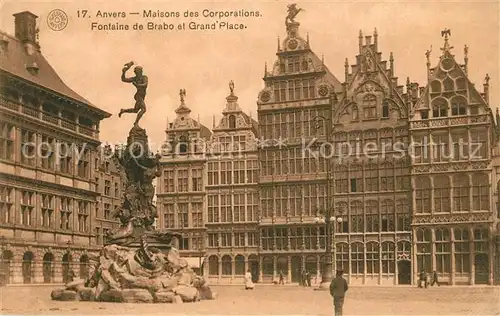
xmin=311 ymin=91 xmax=339 ymax=290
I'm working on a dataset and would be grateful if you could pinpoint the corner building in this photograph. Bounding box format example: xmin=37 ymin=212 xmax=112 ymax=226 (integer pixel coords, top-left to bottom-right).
xmin=0 ymin=12 xmax=111 ymax=284
xmin=409 ymin=34 xmax=497 ymax=285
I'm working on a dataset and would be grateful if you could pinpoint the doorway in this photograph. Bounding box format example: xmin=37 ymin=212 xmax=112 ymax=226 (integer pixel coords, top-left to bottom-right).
xmin=248 ymin=255 xmax=259 ymax=283
xmin=291 ymin=256 xmax=302 ymax=283
xmin=475 ymin=254 xmax=489 ymax=284
xmin=22 ymin=252 xmax=33 ymax=284
xmin=43 ymin=253 xmax=54 ymax=283
xmin=397 ymin=260 xmax=411 ymax=285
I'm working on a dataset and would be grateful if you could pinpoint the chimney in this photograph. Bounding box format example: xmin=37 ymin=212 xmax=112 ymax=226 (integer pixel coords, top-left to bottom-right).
xmin=13 ymin=11 xmax=38 ymax=44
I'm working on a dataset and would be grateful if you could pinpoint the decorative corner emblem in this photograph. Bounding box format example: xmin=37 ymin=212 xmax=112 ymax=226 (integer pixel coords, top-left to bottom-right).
xmin=318 ymin=84 xmax=329 ymax=97
xmin=260 ymin=91 xmax=271 ymax=103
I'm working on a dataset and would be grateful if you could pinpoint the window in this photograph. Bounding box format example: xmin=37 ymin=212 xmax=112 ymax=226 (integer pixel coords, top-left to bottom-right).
xmin=366 ymin=242 xmax=379 ymax=275
xmin=247 ymin=232 xmax=257 ymax=246
xmin=380 ymin=200 xmax=395 ymax=232
xmin=177 ymin=203 xmax=188 ymax=228
xmin=246 ymin=160 xmax=258 ymax=184
xmin=365 ymin=164 xmax=378 ymax=192
xmin=261 ymin=228 xmax=274 ymax=250
xmin=163 ymin=204 xmax=174 ymax=228
xmin=233 ymin=135 xmax=246 ymax=151
xmin=261 ymin=186 xmax=272 ymax=219
xmin=233 ymin=193 xmax=245 ymax=222
xmin=59 ymin=142 xmax=73 ymax=174
xmin=454 ymin=228 xmax=470 ymax=275
xmin=228 ymin=115 xmax=236 ymax=129
xmin=234 ymin=161 xmax=245 ymax=184
xmin=434 ymin=176 xmax=451 ymax=213
xmin=60 ymin=198 xmax=72 ymax=229
xmin=275 ymin=227 xmax=288 ymax=250
xmin=104 ymin=180 xmax=111 ymax=196
xmin=421 ymin=110 xmax=429 ymax=119
xmin=0 ymin=122 xmax=14 ymax=161
xmin=396 ymin=199 xmax=410 ymax=231
xmin=380 ymin=164 xmax=394 ymax=191
xmin=220 ymin=194 xmax=232 ymax=222
xmin=178 ymin=135 xmax=188 ymax=154
xmin=191 ymin=202 xmax=203 ymax=227
xmin=335 ymin=166 xmax=348 ymax=193
xmin=0 ymin=186 xmax=13 ymax=224
xmin=274 ymin=81 xmax=286 ymax=102
xmin=77 ymin=148 xmax=90 ymax=178
xmin=21 ymin=129 xmax=36 ymax=166
xmin=40 ymin=135 xmax=55 ymax=170
xmin=336 ymin=244 xmax=349 ymax=273
xmin=416 ymin=229 xmax=432 ymax=272
xmin=435 ymin=228 xmax=451 ymax=273
xmin=415 ymin=176 xmax=431 ymax=214
xmin=288 ymin=56 xmax=300 ymax=73
xmin=208 ymin=256 xmax=219 ymax=275
xmin=452 ymin=132 xmax=468 ymax=161
xmin=453 ymin=175 xmax=470 ymax=212
xmin=432 ymin=134 xmax=449 ymax=162
xmin=431 ymin=80 xmax=441 ymax=93
xmin=470 ymin=130 xmax=488 ymax=159
xmin=234 ymin=232 xmax=245 ymax=247
xmin=177 ymin=169 xmax=188 ymax=192
xmin=472 ymin=174 xmax=489 ymax=211
xmin=365 ymin=200 xmax=379 ymax=233
xmin=222 ymin=255 xmax=232 ymax=275
xmin=289 ymin=227 xmax=301 ymax=250
xmin=382 ymin=101 xmax=389 ymax=118
xmin=350 ymin=165 xmax=363 ymax=193
xmin=432 ymin=100 xmax=447 ymax=117
xmin=77 ymin=201 xmax=89 ymax=232
xmin=395 ymin=163 xmax=410 ymax=190
xmin=41 ymin=194 xmax=54 ymax=227
xmin=302 ymin=78 xmax=315 ymax=99
xmin=451 ymin=97 xmax=467 ymax=115
xmin=381 ymin=242 xmax=395 ymax=274
xmin=220 ymin=233 xmax=232 ymax=247
xmin=350 ymin=201 xmax=363 ymax=233
xmin=20 ymin=191 xmax=34 ymax=226
xmin=207 ymin=162 xmax=219 ymax=185
xmin=350 ymin=243 xmax=364 ymax=274
xmin=303 ymin=226 xmax=316 ymax=250
xmin=208 ymin=195 xmax=219 ymax=223
xmin=208 ymin=233 xmax=219 ymax=247
xmin=103 ymin=203 xmax=110 ymax=220
xmin=413 ymin=134 xmax=430 ymax=164
xmin=220 ymin=161 xmax=232 ymax=185
xmin=246 ymin=192 xmax=259 ymax=222
xmin=352 ymin=105 xmax=359 ymax=121
xmin=191 ymin=169 xmax=202 ymax=191
xmin=443 ymin=77 xmax=454 ymax=91
xmin=362 ymin=94 xmax=377 ymax=119
xmin=178 ymin=237 xmax=189 ymax=250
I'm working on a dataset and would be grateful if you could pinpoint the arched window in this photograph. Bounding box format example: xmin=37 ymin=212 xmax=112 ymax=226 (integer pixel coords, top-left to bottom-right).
xmin=472 ymin=174 xmax=489 ymax=211
xmin=42 ymin=253 xmax=54 ymax=283
xmin=443 ymin=77 xmax=454 ymax=91
xmin=432 ymin=99 xmax=448 ymax=117
xmin=262 ymin=256 xmax=273 ymax=276
xmin=208 ymin=256 xmax=219 ymax=276
xmin=221 ymin=255 xmax=232 ymax=276
xmin=228 ymin=115 xmax=236 ymax=129
xmin=454 ymin=228 xmax=470 ymax=275
xmin=366 ymin=242 xmax=379 ymax=275
xmin=382 ymin=101 xmax=389 ymax=118
xmin=381 ymin=242 xmax=395 ymax=274
xmin=22 ymin=251 xmax=34 ymax=284
xmin=453 ymin=174 xmax=470 ymax=212
xmin=277 ymin=256 xmax=288 ymax=275
xmin=431 ymin=80 xmax=441 ymax=93
xmin=381 ymin=199 xmax=395 ymax=232
xmin=79 ymin=255 xmax=89 ymax=279
xmin=435 ymin=228 xmax=451 ymax=274
xmin=1 ymin=250 xmax=13 ymax=284
xmin=179 ymin=135 xmax=188 ymax=154
xmin=451 ymin=97 xmax=467 ymax=116
xmin=456 ymin=77 xmax=466 ymax=90
xmin=350 ymin=243 xmax=364 ymax=274
xmin=350 ymin=201 xmax=363 ymax=233
xmin=336 ymin=243 xmax=349 ymax=273
xmin=351 ymin=105 xmax=359 ymax=121
xmin=235 ymin=255 xmax=245 ymax=275
xmin=434 ymin=176 xmax=451 ymax=213
xmin=362 ymin=94 xmax=377 ymax=119
xmin=415 ymin=176 xmax=431 ymax=214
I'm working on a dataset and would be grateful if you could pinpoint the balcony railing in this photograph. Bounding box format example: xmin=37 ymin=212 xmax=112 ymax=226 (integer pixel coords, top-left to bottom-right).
xmin=0 ymin=96 xmax=96 ymax=138
xmin=410 ymin=114 xmax=490 ymax=129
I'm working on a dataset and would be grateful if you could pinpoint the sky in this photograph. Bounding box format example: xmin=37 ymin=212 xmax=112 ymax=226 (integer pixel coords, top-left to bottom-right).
xmin=1 ymin=0 xmax=499 ymax=150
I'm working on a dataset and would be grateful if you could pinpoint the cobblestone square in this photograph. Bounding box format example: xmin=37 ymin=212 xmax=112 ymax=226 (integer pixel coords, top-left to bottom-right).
xmin=1 ymin=285 xmax=499 ymax=315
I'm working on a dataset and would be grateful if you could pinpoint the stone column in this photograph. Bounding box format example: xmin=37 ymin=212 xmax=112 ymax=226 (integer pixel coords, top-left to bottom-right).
xmin=431 ymin=228 xmax=436 ymax=273
xmin=218 ymin=256 xmax=222 ymax=284
xmin=33 ymin=259 xmax=43 ymax=284
xmin=12 ymin=259 xmax=23 ymax=284
xmin=287 ymin=255 xmax=292 ymax=283
xmin=450 ymin=228 xmax=456 ymax=285
xmin=259 ymin=256 xmax=263 ymax=282
xmin=430 ymin=176 xmax=435 ymax=214
xmin=273 ymin=255 xmax=277 ymax=282
xmin=469 ymin=227 xmax=475 ymax=285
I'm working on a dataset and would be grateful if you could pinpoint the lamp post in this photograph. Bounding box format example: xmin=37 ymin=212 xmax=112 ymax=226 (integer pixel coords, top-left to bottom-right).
xmin=311 ymin=92 xmax=338 ymax=290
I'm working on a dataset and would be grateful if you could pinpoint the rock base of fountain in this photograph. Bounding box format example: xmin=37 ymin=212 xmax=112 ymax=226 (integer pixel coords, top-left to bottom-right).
xmin=51 ymin=244 xmax=217 ymax=304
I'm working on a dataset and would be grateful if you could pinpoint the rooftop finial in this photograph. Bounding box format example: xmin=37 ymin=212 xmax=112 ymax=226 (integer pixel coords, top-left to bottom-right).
xmin=440 ymin=28 xmax=453 ymax=52
xmin=464 ymin=44 xmax=469 ymax=59
xmin=285 ymin=3 xmax=302 ymax=33
xmin=264 ymin=62 xmax=268 ymax=76
xmin=213 ymin=114 xmax=216 ymax=128
xmin=306 ymin=32 xmax=309 ymax=44
xmin=179 ymin=88 xmax=186 ymax=104
xmin=277 ymin=36 xmax=280 ymax=51
xmin=229 ymin=80 xmax=235 ymax=95
xmin=485 ymin=74 xmax=490 ymax=85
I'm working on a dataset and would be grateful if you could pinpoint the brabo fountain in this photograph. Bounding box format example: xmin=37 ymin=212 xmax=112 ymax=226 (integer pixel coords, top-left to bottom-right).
xmin=50 ymin=62 xmax=217 ymax=303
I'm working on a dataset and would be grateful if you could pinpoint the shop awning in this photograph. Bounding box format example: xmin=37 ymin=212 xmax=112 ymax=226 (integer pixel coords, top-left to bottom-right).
xmin=184 ymin=257 xmax=205 ymax=268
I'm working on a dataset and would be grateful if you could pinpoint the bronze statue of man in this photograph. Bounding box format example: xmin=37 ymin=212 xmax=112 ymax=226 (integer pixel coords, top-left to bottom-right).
xmin=119 ymin=62 xmax=148 ymax=126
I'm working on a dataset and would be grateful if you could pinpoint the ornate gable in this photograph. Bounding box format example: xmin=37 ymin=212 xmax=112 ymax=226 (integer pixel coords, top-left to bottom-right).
xmin=336 ymin=29 xmax=407 ymax=127
xmin=257 ymin=5 xmax=341 ymax=106
xmin=412 ymin=30 xmax=491 ymax=120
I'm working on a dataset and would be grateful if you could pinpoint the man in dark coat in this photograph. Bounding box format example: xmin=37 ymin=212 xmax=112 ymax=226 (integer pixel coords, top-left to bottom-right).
xmin=430 ymin=271 xmax=439 ymax=286
xmin=418 ymin=270 xmax=428 ymax=288
xmin=330 ymin=269 xmax=348 ymax=316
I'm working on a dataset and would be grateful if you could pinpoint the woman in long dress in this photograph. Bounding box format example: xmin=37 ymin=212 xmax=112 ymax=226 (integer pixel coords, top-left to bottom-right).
xmin=244 ymin=269 xmax=255 ymax=290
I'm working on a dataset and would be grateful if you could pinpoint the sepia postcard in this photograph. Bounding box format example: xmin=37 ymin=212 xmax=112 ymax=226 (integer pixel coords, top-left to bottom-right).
xmin=0 ymin=0 xmax=499 ymax=315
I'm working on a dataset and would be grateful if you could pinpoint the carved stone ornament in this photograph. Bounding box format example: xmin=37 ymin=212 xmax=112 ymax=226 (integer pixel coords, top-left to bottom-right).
xmin=318 ymin=84 xmax=329 ymax=97
xmin=260 ymin=91 xmax=271 ymax=103
xmin=413 ymin=165 xmax=431 ymax=173
xmin=288 ymin=39 xmax=298 ymax=50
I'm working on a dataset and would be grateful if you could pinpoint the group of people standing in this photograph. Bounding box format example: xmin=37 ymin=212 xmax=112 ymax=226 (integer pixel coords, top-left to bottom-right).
xmin=418 ymin=270 xmax=440 ymax=288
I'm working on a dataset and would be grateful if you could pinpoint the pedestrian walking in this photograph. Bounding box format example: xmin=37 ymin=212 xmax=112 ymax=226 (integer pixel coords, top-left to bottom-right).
xmin=301 ymin=270 xmax=306 ymax=286
xmin=279 ymin=270 xmax=285 ymax=285
xmin=430 ymin=271 xmax=439 ymax=286
xmin=306 ymin=271 xmax=312 ymax=287
xmin=330 ymin=269 xmax=348 ymax=316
